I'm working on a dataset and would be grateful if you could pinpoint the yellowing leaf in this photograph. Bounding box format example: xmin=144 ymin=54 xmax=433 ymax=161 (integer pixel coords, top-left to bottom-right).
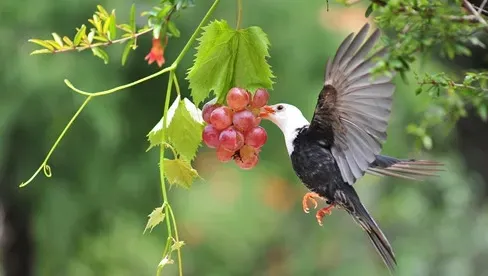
xmin=147 ymin=96 xmax=203 ymax=158
xmin=171 ymin=240 xmax=185 ymax=251
xmin=52 ymin=33 xmax=64 ymax=47
xmin=30 ymin=49 xmax=52 ymax=55
xmin=74 ymin=25 xmax=87 ymax=46
xmin=163 ymin=158 xmax=199 ymax=189
xmin=143 ymin=206 xmax=165 ymax=234
xmin=158 ymin=256 xmax=174 ymax=269
xmin=187 ymin=20 xmax=274 ymax=105
xmin=28 ymin=39 xmax=55 ymax=51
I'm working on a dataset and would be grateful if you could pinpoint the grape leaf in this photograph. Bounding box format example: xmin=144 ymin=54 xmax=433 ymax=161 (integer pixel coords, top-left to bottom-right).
xmin=163 ymin=158 xmax=199 ymax=189
xmin=147 ymin=96 xmax=203 ymax=153
xmin=187 ymin=20 xmax=274 ymax=105
xmin=143 ymin=206 xmax=165 ymax=234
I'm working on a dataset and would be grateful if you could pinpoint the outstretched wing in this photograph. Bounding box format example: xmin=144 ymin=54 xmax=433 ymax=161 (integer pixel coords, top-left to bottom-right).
xmin=308 ymin=23 xmax=395 ymax=185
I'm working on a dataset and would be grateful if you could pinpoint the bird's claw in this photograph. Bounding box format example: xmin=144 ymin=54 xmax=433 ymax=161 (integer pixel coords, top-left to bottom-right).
xmin=315 ymin=204 xmax=335 ymax=226
xmin=302 ymin=192 xmax=320 ymax=213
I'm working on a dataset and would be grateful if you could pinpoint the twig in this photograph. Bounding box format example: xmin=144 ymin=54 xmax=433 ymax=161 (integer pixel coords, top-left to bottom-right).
xmin=50 ymin=28 xmax=153 ymax=54
xmin=477 ymin=0 xmax=488 ymax=14
xmin=463 ymin=0 xmax=487 ymax=25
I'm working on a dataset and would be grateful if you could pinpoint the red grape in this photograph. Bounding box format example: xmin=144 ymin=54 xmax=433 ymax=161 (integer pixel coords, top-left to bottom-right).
xmin=216 ymin=146 xmax=235 ymax=162
xmin=202 ymin=125 xmax=221 ymax=148
xmin=235 ymin=145 xmax=259 ymax=169
xmin=210 ymin=106 xmax=233 ymax=130
xmin=251 ymin=88 xmax=269 ymax=108
xmin=219 ymin=127 xmax=244 ymax=151
xmin=202 ymin=102 xmax=221 ymax=123
xmin=235 ymin=156 xmax=258 ymax=170
xmin=245 ymin=126 xmax=267 ymax=148
xmin=233 ymin=110 xmax=256 ymax=132
xmin=253 ymin=117 xmax=262 ymax=127
xmin=226 ymin=87 xmax=250 ymax=111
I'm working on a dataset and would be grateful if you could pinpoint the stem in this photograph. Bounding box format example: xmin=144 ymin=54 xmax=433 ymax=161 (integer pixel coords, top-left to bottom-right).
xmin=173 ymin=0 xmax=221 ymax=66
xmin=64 ymin=66 xmax=174 ymax=97
xmin=19 ymin=96 xmax=92 ymax=187
xmin=172 ymin=73 xmax=181 ymax=96
xmin=168 ymin=204 xmax=183 ymax=274
xmin=236 ymin=0 xmax=242 ymax=29
xmin=160 ymin=71 xmax=174 ymax=240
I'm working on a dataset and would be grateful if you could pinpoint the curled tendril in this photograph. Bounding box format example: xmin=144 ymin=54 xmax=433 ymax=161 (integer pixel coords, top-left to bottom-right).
xmin=43 ymin=164 xmax=52 ymax=177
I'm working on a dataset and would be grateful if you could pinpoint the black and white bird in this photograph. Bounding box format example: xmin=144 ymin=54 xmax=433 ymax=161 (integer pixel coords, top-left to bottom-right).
xmin=260 ymin=23 xmax=442 ymax=273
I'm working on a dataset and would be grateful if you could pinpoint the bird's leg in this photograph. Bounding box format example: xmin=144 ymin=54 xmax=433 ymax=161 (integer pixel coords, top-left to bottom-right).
xmin=315 ymin=203 xmax=335 ymax=226
xmin=302 ymin=192 xmax=320 ymax=213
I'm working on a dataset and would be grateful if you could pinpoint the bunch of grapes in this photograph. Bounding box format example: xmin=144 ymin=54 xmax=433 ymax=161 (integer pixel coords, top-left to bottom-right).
xmin=202 ymin=87 xmax=270 ymax=169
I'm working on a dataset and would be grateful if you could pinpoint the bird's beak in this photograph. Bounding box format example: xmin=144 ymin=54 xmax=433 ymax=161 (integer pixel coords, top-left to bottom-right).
xmin=260 ymin=105 xmax=275 ymax=118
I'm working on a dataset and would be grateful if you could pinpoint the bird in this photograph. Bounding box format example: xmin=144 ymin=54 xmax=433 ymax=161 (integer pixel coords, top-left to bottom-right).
xmin=260 ymin=23 xmax=443 ymax=273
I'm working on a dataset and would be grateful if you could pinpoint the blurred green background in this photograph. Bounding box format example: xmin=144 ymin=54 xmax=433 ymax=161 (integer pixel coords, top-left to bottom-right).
xmin=1 ymin=0 xmax=488 ymax=276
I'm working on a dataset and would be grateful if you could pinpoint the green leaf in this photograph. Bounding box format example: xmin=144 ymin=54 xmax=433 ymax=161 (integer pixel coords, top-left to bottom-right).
xmin=91 ymin=47 xmax=109 ymax=64
xmin=130 ymin=3 xmax=136 ymax=32
xmin=478 ymin=104 xmax=487 ymax=122
xmin=74 ymin=25 xmax=86 ymax=46
xmin=121 ymin=39 xmax=134 ymax=66
xmin=143 ymin=206 xmax=165 ymax=234
xmin=109 ymin=12 xmax=117 ymax=40
xmin=51 ymin=33 xmax=64 ymax=47
xmin=97 ymin=5 xmax=109 ymax=19
xmin=167 ymin=100 xmax=204 ymax=160
xmin=103 ymin=14 xmax=111 ymax=35
xmin=28 ymin=39 xmax=55 ymax=51
xmin=163 ymin=158 xmax=199 ymax=189
xmin=30 ymin=49 xmax=52 ymax=55
xmin=365 ymin=4 xmax=373 ymax=17
xmin=422 ymin=135 xmax=433 ymax=150
xmin=187 ymin=20 xmax=274 ymax=105
xmin=168 ymin=21 xmax=180 ymax=38
xmin=147 ymin=96 xmax=204 ymax=157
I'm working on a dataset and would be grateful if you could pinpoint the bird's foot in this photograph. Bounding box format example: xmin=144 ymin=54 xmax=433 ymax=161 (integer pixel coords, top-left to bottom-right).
xmin=302 ymin=192 xmax=320 ymax=213
xmin=316 ymin=204 xmax=335 ymax=226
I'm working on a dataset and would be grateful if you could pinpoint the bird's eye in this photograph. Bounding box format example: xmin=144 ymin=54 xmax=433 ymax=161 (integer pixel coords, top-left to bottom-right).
xmin=277 ymin=105 xmax=284 ymax=111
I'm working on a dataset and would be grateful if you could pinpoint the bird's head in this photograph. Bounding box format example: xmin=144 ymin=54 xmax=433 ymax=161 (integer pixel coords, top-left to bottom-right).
xmin=260 ymin=103 xmax=310 ymax=150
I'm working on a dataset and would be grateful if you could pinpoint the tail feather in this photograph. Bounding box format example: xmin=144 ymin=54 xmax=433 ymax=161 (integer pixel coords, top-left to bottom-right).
xmin=335 ymin=185 xmax=397 ymax=273
xmin=367 ymin=154 xmax=444 ymax=181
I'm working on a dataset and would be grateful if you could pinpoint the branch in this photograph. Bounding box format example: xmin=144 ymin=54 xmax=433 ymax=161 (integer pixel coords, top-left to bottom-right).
xmin=463 ymin=0 xmax=488 ymax=25
xmin=50 ymin=28 xmax=153 ymax=54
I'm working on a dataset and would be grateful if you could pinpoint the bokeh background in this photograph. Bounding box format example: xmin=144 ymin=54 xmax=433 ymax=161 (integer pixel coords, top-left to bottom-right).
xmin=1 ymin=0 xmax=488 ymax=275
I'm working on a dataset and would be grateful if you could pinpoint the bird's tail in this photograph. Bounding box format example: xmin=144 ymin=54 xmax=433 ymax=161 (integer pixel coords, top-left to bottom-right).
xmin=367 ymin=154 xmax=444 ymax=181
xmin=336 ymin=185 xmax=397 ymax=273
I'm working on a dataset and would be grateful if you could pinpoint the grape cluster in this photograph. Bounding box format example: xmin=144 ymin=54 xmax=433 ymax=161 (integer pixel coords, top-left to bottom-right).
xmin=202 ymin=87 xmax=270 ymax=169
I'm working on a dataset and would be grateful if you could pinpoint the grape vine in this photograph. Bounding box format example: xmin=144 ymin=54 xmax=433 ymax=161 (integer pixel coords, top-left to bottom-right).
xmin=22 ymin=0 xmax=275 ymax=274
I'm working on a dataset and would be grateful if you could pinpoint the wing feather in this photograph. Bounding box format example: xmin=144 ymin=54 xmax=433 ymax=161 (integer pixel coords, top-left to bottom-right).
xmin=308 ymin=23 xmax=395 ymax=184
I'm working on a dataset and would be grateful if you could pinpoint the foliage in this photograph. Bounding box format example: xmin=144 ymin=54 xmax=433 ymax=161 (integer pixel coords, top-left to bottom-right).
xmin=187 ymin=20 xmax=274 ymax=104
xmin=360 ymin=0 xmax=488 ymax=148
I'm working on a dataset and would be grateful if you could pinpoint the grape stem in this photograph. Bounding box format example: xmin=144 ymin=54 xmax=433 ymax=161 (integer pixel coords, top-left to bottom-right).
xmin=21 ymin=0 xmax=222 ymax=275
xmin=236 ymin=0 xmax=243 ymax=29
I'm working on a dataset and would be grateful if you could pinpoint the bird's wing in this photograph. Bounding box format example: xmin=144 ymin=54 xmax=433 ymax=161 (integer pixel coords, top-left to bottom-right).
xmin=308 ymin=23 xmax=395 ymax=185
